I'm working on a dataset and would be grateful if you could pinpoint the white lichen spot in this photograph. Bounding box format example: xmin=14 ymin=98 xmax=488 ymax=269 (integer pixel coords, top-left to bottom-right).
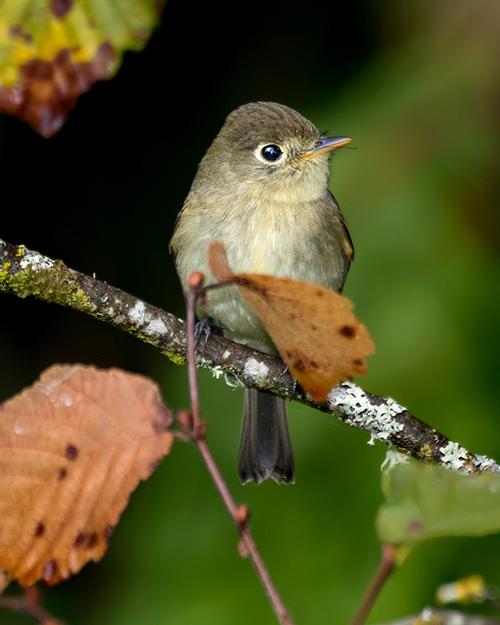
xmin=328 ymin=381 xmax=405 ymax=442
xmin=129 ymin=301 xmax=146 ymax=326
xmin=224 ymin=374 xmax=243 ymax=388
xmin=145 ymin=317 xmax=167 ymax=336
xmin=198 ymin=358 xmax=242 ymax=388
xmin=440 ymin=441 xmax=468 ymax=471
xmin=471 ymin=454 xmax=500 ymax=474
xmin=244 ymin=358 xmax=269 ymax=383
xmin=19 ymin=248 xmax=54 ymax=272
xmin=222 ymin=350 xmax=231 ymax=360
xmin=211 ymin=365 xmax=224 ymax=380
xmin=381 ymin=449 xmax=409 ymax=471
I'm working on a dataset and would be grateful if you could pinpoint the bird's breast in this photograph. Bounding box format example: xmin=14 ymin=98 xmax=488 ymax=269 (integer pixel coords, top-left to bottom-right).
xmin=223 ymin=194 xmax=342 ymax=288
xmin=172 ymin=188 xmax=348 ymax=353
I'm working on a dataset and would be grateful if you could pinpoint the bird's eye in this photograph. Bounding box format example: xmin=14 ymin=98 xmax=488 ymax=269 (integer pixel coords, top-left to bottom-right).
xmin=260 ymin=144 xmax=282 ymax=162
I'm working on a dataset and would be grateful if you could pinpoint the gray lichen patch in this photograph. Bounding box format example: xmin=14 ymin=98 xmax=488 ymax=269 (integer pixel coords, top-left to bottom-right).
xmin=329 ymin=381 xmax=405 ymax=442
xmin=127 ymin=301 xmax=168 ymax=337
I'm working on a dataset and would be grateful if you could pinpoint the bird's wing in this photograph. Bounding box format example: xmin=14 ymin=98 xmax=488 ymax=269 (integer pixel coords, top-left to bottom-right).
xmin=329 ymin=190 xmax=354 ymax=261
xmin=168 ymin=189 xmax=198 ymax=260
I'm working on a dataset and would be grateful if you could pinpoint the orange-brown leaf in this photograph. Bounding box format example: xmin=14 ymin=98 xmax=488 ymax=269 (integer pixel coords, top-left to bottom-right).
xmin=207 ymin=242 xmax=375 ymax=401
xmin=206 ymin=241 xmax=236 ymax=281
xmin=0 ymin=364 xmax=173 ymax=587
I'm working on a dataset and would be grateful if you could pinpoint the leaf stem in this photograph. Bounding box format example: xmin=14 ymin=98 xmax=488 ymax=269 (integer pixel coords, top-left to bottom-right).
xmin=352 ymin=542 xmax=397 ymax=625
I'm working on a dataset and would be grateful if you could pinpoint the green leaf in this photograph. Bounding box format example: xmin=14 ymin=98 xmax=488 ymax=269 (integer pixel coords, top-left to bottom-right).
xmin=376 ymin=453 xmax=500 ymax=545
xmin=0 ymin=0 xmax=165 ymax=136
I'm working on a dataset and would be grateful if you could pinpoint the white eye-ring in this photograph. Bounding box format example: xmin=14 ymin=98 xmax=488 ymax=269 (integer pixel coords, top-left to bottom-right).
xmin=254 ymin=143 xmax=284 ymax=163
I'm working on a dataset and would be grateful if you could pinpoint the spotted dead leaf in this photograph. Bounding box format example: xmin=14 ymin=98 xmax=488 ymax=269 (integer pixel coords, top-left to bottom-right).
xmin=0 ymin=364 xmax=173 ymax=587
xmin=0 ymin=0 xmax=165 ymax=136
xmin=207 ymin=241 xmax=375 ymax=401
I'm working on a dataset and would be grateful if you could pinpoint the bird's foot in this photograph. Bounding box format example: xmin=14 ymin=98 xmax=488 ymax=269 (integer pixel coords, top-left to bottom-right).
xmin=194 ymin=317 xmax=225 ymax=346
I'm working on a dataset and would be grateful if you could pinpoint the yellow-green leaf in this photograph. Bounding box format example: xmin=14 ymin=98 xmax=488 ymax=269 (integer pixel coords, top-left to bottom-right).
xmin=0 ymin=0 xmax=165 ymax=136
xmin=376 ymin=454 xmax=500 ymax=545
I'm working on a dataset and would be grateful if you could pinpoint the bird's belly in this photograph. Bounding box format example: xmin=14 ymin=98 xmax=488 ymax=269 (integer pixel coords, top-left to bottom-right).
xmin=207 ymin=285 xmax=276 ymax=354
xmin=203 ymin=222 xmax=342 ymax=354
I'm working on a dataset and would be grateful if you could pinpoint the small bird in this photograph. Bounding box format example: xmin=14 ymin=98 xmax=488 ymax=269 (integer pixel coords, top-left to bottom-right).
xmin=170 ymin=102 xmax=354 ymax=485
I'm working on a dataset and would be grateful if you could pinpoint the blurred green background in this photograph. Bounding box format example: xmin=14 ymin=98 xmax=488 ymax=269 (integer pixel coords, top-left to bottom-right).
xmin=1 ymin=0 xmax=500 ymax=623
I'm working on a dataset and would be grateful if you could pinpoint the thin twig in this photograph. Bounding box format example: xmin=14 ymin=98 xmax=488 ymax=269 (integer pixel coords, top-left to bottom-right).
xmin=0 ymin=586 xmax=64 ymax=624
xmin=183 ymin=276 xmax=295 ymax=625
xmin=352 ymin=543 xmax=397 ymax=625
xmin=186 ymin=283 xmax=202 ymax=429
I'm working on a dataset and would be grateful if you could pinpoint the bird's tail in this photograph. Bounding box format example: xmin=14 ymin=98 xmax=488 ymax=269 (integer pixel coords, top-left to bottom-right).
xmin=238 ymin=387 xmax=295 ymax=484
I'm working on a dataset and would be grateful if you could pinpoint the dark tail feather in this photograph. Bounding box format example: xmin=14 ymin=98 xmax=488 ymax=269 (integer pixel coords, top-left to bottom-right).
xmin=238 ymin=387 xmax=295 ymax=485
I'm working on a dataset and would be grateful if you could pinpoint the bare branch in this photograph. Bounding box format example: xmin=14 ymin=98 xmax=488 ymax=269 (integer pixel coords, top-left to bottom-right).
xmin=1 ymin=238 xmax=498 ymax=475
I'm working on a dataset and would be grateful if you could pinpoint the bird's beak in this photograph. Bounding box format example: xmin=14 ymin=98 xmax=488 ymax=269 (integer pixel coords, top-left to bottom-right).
xmin=304 ymin=136 xmax=352 ymax=158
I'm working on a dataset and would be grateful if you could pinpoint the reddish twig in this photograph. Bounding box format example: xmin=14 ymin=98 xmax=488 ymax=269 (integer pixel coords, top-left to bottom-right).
xmin=0 ymin=586 xmax=64 ymax=624
xmin=352 ymin=542 xmax=398 ymax=625
xmin=183 ymin=274 xmax=295 ymax=625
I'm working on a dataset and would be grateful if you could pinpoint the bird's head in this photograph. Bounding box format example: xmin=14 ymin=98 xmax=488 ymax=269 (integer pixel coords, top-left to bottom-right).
xmin=200 ymin=102 xmax=351 ymax=201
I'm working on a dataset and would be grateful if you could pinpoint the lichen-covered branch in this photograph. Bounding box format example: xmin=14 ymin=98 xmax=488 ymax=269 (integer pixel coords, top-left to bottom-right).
xmin=0 ymin=238 xmax=187 ymax=364
xmin=1 ymin=238 xmax=498 ymax=475
xmin=376 ymin=608 xmax=500 ymax=625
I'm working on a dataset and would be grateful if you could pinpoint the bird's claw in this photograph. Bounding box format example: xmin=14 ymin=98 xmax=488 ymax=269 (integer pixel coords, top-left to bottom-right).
xmin=281 ymin=364 xmax=299 ymax=394
xmin=194 ymin=317 xmax=224 ymax=346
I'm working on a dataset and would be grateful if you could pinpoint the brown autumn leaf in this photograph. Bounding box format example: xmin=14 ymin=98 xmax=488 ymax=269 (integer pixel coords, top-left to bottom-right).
xmin=0 ymin=364 xmax=173 ymax=587
xmin=207 ymin=241 xmax=375 ymax=401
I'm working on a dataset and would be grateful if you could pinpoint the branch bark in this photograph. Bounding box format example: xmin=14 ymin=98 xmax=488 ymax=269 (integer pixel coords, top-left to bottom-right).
xmin=1 ymin=238 xmax=498 ymax=475
xmin=377 ymin=609 xmax=500 ymax=625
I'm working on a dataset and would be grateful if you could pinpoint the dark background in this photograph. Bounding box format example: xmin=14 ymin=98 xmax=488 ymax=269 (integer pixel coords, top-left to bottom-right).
xmin=1 ymin=0 xmax=500 ymax=623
